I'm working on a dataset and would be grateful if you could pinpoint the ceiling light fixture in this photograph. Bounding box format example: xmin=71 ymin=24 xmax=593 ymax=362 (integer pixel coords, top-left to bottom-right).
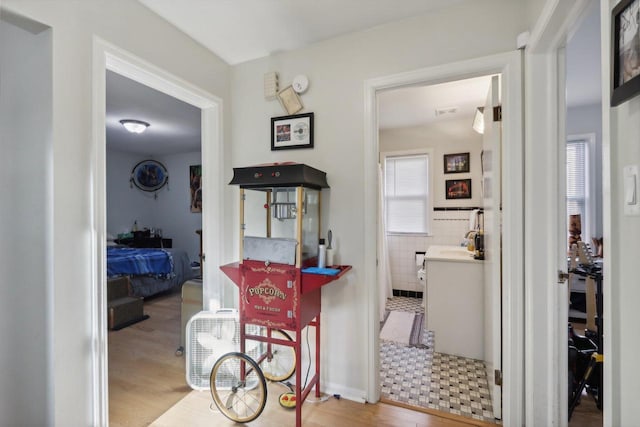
xmin=472 ymin=107 xmax=484 ymax=134
xmin=120 ymin=119 xmax=150 ymax=134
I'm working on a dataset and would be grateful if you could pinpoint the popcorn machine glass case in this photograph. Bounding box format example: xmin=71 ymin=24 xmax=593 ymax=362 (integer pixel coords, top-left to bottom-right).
xmin=219 ymin=163 xmax=350 ymax=426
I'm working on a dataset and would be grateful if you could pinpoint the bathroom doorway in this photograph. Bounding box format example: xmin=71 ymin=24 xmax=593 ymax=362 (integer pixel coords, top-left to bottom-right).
xmin=376 ymin=74 xmax=500 ymax=423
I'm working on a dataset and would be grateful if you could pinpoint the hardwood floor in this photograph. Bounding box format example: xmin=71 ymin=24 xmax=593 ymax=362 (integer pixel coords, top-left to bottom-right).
xmin=108 ymin=290 xmax=191 ymax=427
xmin=109 ymin=291 xmax=492 ymax=426
xmin=151 ymin=386 xmax=496 ymax=427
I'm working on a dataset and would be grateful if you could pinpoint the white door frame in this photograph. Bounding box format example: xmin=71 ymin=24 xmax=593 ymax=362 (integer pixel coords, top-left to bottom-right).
xmin=364 ymin=51 xmax=524 ymax=426
xmin=90 ymin=37 xmax=224 ymax=426
xmin=523 ymin=1 xmax=610 ymax=426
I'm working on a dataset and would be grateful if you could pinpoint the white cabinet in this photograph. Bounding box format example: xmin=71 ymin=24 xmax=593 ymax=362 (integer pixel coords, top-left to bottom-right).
xmin=425 ymin=246 xmax=484 ymax=360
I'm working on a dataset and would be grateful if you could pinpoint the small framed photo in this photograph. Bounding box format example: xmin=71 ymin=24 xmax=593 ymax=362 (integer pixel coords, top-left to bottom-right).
xmin=444 ymin=152 xmax=470 ymax=173
xmin=277 ymin=85 xmax=304 ymax=115
xmin=446 ymin=179 xmax=472 ymax=199
xmin=611 ymin=0 xmax=640 ymax=106
xmin=271 ymin=113 xmax=314 ymax=151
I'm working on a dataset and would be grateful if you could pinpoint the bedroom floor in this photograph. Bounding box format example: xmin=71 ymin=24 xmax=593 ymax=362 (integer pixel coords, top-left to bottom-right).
xmin=108 ymin=290 xmax=190 ymax=427
xmin=380 ymin=296 xmax=496 ymax=423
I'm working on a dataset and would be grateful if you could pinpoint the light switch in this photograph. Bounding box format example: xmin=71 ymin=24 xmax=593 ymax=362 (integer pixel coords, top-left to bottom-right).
xmin=625 ymin=175 xmax=636 ymax=205
xmin=624 ymin=165 xmax=640 ymax=216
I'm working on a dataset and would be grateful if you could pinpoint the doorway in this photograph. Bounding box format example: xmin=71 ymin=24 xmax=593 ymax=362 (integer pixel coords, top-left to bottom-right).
xmin=91 ymin=39 xmax=224 ymax=425
xmin=523 ymin=0 xmax=610 ymax=425
xmin=104 ymin=69 xmax=203 ymax=425
xmin=564 ymin=2 xmax=603 ymax=426
xmin=364 ymin=51 xmax=524 ymax=426
xmin=377 ymin=75 xmax=498 ymax=423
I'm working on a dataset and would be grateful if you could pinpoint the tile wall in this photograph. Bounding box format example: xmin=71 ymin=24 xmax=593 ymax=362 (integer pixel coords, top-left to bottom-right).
xmin=387 ymin=210 xmax=472 ymax=292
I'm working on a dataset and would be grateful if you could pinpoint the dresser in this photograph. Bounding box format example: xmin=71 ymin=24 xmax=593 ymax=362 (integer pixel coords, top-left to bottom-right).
xmin=115 ymin=236 xmax=172 ymax=248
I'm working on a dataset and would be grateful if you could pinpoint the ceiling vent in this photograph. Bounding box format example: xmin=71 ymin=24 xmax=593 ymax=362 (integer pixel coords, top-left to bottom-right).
xmin=435 ymin=106 xmax=458 ymax=116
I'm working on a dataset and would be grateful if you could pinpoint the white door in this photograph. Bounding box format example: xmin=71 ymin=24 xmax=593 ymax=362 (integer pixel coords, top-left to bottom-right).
xmin=482 ymin=75 xmax=502 ymax=420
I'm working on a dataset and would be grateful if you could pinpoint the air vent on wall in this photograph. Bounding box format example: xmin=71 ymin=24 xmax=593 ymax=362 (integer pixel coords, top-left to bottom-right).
xmin=435 ymin=106 xmax=458 ymax=116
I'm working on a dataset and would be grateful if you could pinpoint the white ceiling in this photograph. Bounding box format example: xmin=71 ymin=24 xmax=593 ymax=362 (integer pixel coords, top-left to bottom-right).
xmin=107 ymin=1 xmax=601 ymax=155
xmin=377 ymin=75 xmax=493 ymax=130
xmin=106 ymin=70 xmax=201 ymax=156
xmin=138 ymin=0 xmax=464 ymax=65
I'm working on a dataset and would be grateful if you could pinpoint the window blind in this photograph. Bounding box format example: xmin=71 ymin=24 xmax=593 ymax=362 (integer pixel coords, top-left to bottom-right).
xmin=384 ymin=154 xmax=429 ymax=234
xmin=566 ymin=141 xmax=587 ymax=235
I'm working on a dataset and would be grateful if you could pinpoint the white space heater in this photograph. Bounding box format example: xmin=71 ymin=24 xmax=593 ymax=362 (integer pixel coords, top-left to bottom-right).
xmin=185 ymin=309 xmax=262 ymax=390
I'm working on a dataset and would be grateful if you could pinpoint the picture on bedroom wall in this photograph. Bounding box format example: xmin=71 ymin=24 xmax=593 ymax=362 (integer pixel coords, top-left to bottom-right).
xmin=446 ymin=179 xmax=472 ymax=199
xmin=190 ymin=164 xmax=202 ymax=213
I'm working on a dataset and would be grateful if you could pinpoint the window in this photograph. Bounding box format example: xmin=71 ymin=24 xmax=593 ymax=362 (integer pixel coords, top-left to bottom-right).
xmin=384 ymin=154 xmax=430 ymax=234
xmin=566 ymin=138 xmax=591 ymax=243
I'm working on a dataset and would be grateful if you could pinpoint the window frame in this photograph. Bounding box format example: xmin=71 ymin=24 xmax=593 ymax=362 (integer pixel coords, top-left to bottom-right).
xmin=381 ymin=149 xmax=433 ymax=236
xmin=566 ymin=133 xmax=596 ymax=245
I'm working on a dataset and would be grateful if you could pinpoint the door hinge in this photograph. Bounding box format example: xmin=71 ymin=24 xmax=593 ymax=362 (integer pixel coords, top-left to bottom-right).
xmin=495 ymin=369 xmax=503 ymax=386
xmin=558 ymin=270 xmax=570 ymax=284
xmin=493 ymin=105 xmax=502 ymax=122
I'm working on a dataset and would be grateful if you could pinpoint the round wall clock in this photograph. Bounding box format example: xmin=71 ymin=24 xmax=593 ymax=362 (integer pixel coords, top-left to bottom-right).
xmin=130 ymin=159 xmax=169 ymax=192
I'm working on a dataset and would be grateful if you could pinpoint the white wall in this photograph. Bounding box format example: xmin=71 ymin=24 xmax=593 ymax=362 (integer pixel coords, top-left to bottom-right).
xmin=107 ymin=149 xmax=202 ymax=262
xmin=2 ymin=1 xmax=231 ymax=424
xmin=607 ymin=0 xmax=640 ymax=420
xmin=230 ymin=0 xmax=524 ymax=399
xmin=0 ymin=14 xmax=52 ymax=426
xmin=380 ymin=118 xmax=484 ymax=291
xmin=610 ymin=93 xmax=640 ymax=426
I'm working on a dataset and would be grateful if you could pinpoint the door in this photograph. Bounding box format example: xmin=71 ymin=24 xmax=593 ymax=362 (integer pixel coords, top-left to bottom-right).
xmin=482 ymin=75 xmax=502 ymax=419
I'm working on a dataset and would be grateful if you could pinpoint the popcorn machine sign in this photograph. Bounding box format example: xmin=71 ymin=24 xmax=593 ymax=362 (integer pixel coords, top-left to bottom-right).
xmin=241 ymin=264 xmax=299 ymax=328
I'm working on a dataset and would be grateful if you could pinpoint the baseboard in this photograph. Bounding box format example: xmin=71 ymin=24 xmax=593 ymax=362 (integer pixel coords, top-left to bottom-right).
xmin=321 ymin=381 xmax=367 ymax=404
xmin=392 ymin=289 xmax=423 ymax=299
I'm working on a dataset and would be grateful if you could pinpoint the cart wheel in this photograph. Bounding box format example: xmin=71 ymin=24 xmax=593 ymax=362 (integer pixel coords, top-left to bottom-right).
xmin=260 ymin=329 xmax=296 ymax=382
xmin=209 ymin=352 xmax=267 ymax=423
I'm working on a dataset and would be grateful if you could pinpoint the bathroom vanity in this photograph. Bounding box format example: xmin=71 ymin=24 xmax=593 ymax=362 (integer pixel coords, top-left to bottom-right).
xmin=424 ymin=245 xmax=484 ymax=360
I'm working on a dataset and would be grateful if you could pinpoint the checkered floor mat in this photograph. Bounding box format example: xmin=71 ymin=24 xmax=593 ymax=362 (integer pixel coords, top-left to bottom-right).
xmin=380 ymin=297 xmax=496 ymax=423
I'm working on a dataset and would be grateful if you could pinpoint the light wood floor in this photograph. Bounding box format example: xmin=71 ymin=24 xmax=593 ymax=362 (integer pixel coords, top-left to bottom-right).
xmin=109 ymin=292 xmax=605 ymax=426
xmin=108 ymin=290 xmax=191 ymax=427
xmin=108 ymin=292 xmax=493 ymax=426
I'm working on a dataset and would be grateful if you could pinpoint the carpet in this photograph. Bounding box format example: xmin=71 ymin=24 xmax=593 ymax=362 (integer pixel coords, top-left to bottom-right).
xmin=380 ymin=310 xmax=427 ymax=348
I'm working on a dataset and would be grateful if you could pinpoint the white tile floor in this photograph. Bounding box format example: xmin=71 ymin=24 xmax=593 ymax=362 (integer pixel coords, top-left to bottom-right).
xmin=380 ymin=296 xmax=496 ymax=423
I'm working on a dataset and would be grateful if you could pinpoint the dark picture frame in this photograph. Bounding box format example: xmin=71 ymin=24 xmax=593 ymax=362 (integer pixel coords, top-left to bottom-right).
xmin=271 ymin=112 xmax=314 ymax=150
xmin=444 ymin=152 xmax=470 ymax=173
xmin=611 ymin=0 xmax=640 ymax=106
xmin=446 ymin=179 xmax=472 ymax=199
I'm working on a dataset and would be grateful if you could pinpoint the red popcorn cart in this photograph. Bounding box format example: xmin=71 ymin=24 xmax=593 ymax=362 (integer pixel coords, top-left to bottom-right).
xmin=216 ymin=163 xmax=350 ymax=426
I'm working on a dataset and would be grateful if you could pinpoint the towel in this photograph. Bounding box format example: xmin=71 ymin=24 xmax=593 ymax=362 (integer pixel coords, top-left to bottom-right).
xmin=301 ymin=267 xmax=341 ymax=276
xmin=469 ymin=209 xmax=479 ymax=231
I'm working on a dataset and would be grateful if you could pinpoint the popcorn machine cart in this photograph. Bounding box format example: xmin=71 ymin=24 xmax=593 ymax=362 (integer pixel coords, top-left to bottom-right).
xmin=217 ymin=163 xmax=350 ymax=426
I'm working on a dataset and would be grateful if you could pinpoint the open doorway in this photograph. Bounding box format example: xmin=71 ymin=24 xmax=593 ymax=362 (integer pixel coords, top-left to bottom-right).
xmin=376 ymin=74 xmax=501 ymax=423
xmin=564 ymin=2 xmax=604 ymax=426
xmin=364 ymin=51 xmax=524 ymax=426
xmin=105 ymin=69 xmax=202 ymax=425
xmin=91 ymin=39 xmax=224 ymax=426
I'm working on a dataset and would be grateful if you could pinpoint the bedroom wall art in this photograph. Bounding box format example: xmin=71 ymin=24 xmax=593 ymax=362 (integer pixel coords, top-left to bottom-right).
xmin=130 ymin=159 xmax=169 ymax=200
xmin=190 ymin=164 xmax=202 ymax=213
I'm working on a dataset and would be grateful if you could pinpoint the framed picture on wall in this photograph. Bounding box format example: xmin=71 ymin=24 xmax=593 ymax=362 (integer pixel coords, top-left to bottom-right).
xmin=271 ymin=113 xmax=314 ymax=150
xmin=444 ymin=152 xmax=470 ymax=173
xmin=190 ymin=164 xmax=202 ymax=213
xmin=611 ymin=0 xmax=640 ymax=106
xmin=446 ymin=179 xmax=472 ymax=199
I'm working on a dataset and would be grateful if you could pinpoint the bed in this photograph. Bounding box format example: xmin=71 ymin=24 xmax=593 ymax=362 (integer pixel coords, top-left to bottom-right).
xmin=107 ymin=246 xmax=195 ymax=298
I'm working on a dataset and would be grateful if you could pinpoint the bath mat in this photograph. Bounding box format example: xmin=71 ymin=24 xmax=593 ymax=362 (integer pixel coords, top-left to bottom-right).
xmin=380 ymin=310 xmax=426 ymax=348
